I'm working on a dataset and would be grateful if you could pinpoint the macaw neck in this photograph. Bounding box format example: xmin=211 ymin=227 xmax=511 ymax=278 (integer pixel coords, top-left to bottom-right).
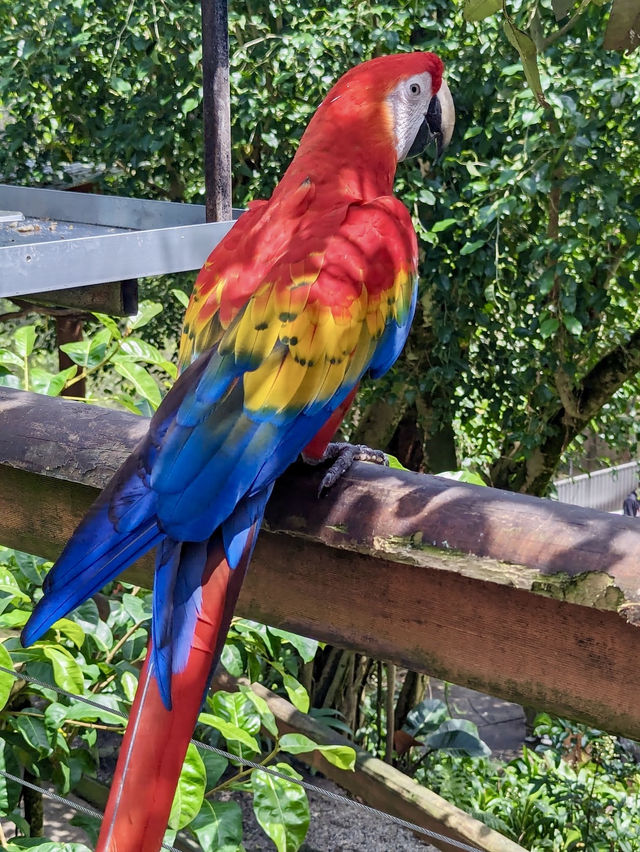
xmin=273 ymin=98 xmax=399 ymax=204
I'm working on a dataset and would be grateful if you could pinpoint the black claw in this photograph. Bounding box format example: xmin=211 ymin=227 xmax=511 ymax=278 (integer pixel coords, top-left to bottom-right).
xmin=311 ymin=442 xmax=388 ymax=495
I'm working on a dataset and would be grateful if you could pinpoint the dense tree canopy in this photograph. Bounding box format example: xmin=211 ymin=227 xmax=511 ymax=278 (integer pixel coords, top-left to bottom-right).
xmin=1 ymin=0 xmax=639 ymax=495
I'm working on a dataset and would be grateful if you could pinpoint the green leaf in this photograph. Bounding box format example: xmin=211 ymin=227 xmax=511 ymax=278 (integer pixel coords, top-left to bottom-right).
xmin=117 ymin=338 xmax=178 ymax=379
xmin=126 ymin=300 xmax=163 ymax=330
xmin=503 ymin=19 xmax=546 ymax=105
xmin=0 ymin=565 xmax=30 ymax=601
xmin=171 ymin=288 xmax=190 ymax=308
xmin=42 ymin=645 xmax=84 ymax=693
xmin=282 ymin=674 xmax=309 ymax=714
xmin=221 ymin=642 xmax=244 ymax=677
xmin=238 ymin=685 xmax=279 ymax=738
xmin=29 ymin=365 xmax=77 ymax=396
xmin=51 ymin=617 xmax=85 ymax=648
xmin=425 ymin=719 xmax=491 ymax=757
xmin=190 ymin=799 xmax=244 ymax=852
xmin=201 ymin=749 xmax=228 ymax=788
xmin=431 ymin=218 xmax=458 ymax=233
xmin=120 ymin=670 xmax=138 ymax=702
xmin=279 ymin=733 xmax=356 ymax=771
xmin=198 ymin=713 xmax=260 ymax=754
xmin=181 ymin=96 xmax=200 ymax=115
xmin=539 ymin=317 xmax=560 ymax=338
xmin=460 ymin=239 xmax=486 ymax=256
xmin=0 ymin=349 xmax=24 ymax=369
xmin=113 ymin=361 xmax=162 ymax=408
xmin=385 ymin=454 xmax=408 ymax=471
xmin=169 ymin=743 xmax=206 ymax=831
xmin=403 ymin=698 xmax=448 ymax=737
xmin=463 ymin=0 xmax=501 ymax=21
xmin=251 ymin=763 xmax=309 ymax=852
xmin=563 ymin=315 xmax=583 ymax=335
xmin=436 ymin=470 xmax=487 ymax=486
xmin=14 ymin=714 xmax=52 ymax=754
xmin=59 ymin=328 xmax=111 ymax=368
xmin=13 ymin=325 xmax=36 ymax=358
xmin=267 ymin=628 xmax=318 ymax=663
xmin=0 ymin=642 xmax=14 ymax=710
xmin=0 ymin=738 xmax=21 ymax=812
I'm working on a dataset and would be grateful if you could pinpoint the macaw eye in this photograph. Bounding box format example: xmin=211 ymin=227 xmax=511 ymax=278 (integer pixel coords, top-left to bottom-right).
xmin=409 ymin=82 xmax=421 ymax=96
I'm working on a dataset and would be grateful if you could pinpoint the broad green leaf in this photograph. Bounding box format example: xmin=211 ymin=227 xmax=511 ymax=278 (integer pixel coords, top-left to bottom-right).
xmin=118 ymin=337 xmax=177 ymax=379
xmin=29 ymin=365 xmax=77 ymax=397
xmin=404 ymin=698 xmax=448 ymax=737
xmin=59 ymin=328 xmax=111 ymax=368
xmin=282 ymin=674 xmax=309 ymax=714
xmin=503 ymin=19 xmax=546 ymax=104
xmin=464 ymin=0 xmax=501 ymax=22
xmin=563 ymin=315 xmax=583 ymax=335
xmin=190 ymin=799 xmax=244 ymax=851
xmin=238 ymin=684 xmax=279 ymax=738
xmin=210 ymin=691 xmax=262 ymax=739
xmin=13 ymin=325 xmax=36 ymax=358
xmin=425 ymin=719 xmax=491 ymax=757
xmin=126 ymin=300 xmax=163 ymax=330
xmin=0 ymin=565 xmax=29 ymax=601
xmin=0 ymin=642 xmax=15 ymax=710
xmin=0 ymin=349 xmax=23 ymax=369
xmin=539 ymin=317 xmax=560 ymax=338
xmin=198 ymin=713 xmax=260 ymax=754
xmin=279 ymin=733 xmax=356 ymax=771
xmin=171 ymin=288 xmax=190 ymax=308
xmin=460 ymin=239 xmax=486 ymax=256
xmin=251 ymin=763 xmax=309 ymax=852
xmin=93 ymin=312 xmax=122 ymax=338
xmin=14 ymin=713 xmax=52 ymax=754
xmin=0 ymin=738 xmax=21 ymax=812
xmin=42 ymin=645 xmax=84 ymax=693
xmin=120 ymin=669 xmax=138 ymax=702
xmin=267 ymin=628 xmax=318 ymax=663
xmin=431 ymin=218 xmax=458 ymax=233
xmin=221 ymin=642 xmax=244 ymax=677
xmin=51 ymin=617 xmax=85 ymax=648
xmin=551 ymin=0 xmax=574 ymax=20
xmin=169 ymin=743 xmax=206 ymax=831
xmin=114 ymin=361 xmax=162 ymax=408
xmin=62 ymin=697 xmax=124 ymax=726
xmin=386 ymin=454 xmax=408 ymax=471
xmin=201 ymin=749 xmax=228 ymax=788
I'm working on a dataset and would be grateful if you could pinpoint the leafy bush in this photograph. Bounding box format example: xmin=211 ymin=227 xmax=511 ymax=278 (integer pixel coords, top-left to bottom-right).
xmin=0 ymin=546 xmax=354 ymax=850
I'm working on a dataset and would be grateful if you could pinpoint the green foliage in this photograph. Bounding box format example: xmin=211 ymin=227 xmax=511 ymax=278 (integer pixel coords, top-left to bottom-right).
xmin=421 ymin=714 xmax=640 ymax=850
xmin=0 ymin=301 xmax=175 ymax=412
xmin=0 ymin=545 xmax=354 ymax=849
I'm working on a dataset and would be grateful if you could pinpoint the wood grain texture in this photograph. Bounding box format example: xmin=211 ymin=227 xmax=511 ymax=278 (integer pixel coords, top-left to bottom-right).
xmin=2 ymin=387 xmax=640 ymax=736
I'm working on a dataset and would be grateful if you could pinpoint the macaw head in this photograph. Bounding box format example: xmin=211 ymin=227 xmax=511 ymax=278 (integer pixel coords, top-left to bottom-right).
xmin=298 ymin=53 xmax=454 ymax=167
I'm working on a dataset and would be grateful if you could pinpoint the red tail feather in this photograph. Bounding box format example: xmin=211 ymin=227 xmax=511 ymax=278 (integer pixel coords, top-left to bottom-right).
xmin=97 ymin=541 xmax=249 ymax=852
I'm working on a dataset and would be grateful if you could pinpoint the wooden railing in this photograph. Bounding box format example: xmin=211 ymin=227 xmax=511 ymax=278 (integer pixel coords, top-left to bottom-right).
xmin=3 ymin=385 xmax=640 ymax=851
xmin=2 ymin=385 xmax=640 ymax=740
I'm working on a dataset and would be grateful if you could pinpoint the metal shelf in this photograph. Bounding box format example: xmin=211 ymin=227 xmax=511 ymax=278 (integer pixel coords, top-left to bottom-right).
xmin=0 ymin=184 xmax=240 ymax=299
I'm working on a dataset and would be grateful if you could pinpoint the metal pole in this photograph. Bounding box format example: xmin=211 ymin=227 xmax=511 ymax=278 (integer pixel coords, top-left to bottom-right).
xmin=200 ymin=0 xmax=232 ymax=223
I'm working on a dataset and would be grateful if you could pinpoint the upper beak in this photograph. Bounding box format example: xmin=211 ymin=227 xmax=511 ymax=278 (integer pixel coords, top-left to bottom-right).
xmin=426 ymin=80 xmax=455 ymax=158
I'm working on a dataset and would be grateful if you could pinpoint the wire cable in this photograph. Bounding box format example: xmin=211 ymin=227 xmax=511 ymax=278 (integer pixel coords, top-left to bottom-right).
xmin=0 ymin=663 xmax=486 ymax=852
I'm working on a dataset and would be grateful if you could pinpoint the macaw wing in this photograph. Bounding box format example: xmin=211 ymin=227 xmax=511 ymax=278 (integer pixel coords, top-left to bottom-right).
xmin=149 ymin=194 xmax=418 ymax=544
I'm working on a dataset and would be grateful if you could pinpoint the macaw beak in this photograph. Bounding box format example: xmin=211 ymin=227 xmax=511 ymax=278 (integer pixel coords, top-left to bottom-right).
xmin=407 ymin=79 xmax=455 ymax=159
xmin=429 ymin=80 xmax=455 ymax=157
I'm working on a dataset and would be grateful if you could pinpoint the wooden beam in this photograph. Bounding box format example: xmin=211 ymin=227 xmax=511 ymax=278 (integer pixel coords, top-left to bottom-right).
xmin=2 ymin=387 xmax=640 ymax=739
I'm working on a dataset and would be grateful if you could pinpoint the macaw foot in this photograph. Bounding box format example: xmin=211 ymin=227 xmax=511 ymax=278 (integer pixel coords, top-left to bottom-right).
xmin=304 ymin=442 xmax=389 ymax=494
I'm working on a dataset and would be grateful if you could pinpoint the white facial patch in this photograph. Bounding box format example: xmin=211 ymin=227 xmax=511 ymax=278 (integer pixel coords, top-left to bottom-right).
xmin=386 ymin=72 xmax=433 ymax=161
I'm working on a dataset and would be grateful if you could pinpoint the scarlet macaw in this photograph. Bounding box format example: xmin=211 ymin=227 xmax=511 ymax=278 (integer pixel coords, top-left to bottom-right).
xmin=22 ymin=51 xmax=454 ymax=850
